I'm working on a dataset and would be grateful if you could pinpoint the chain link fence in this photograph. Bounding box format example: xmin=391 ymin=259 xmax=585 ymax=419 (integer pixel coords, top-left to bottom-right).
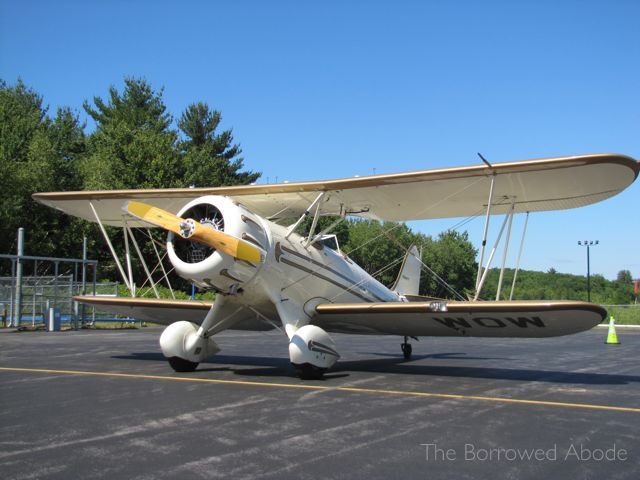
xmin=0 ymin=253 xmax=137 ymax=329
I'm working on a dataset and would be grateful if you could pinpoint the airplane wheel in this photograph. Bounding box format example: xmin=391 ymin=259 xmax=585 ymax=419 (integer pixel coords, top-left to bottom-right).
xmin=294 ymin=363 xmax=326 ymax=380
xmin=168 ymin=356 xmax=199 ymax=372
xmin=401 ymin=342 xmax=412 ymax=360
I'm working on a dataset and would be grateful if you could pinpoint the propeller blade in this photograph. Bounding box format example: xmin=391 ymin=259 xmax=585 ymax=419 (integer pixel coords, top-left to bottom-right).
xmin=126 ymin=201 xmax=184 ymax=235
xmin=125 ymin=201 xmax=263 ymax=264
xmin=188 ymin=220 xmax=263 ymax=264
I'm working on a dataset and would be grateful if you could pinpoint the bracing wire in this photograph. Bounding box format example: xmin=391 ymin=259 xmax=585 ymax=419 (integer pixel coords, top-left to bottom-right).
xmin=285 ymin=176 xmax=487 ymax=296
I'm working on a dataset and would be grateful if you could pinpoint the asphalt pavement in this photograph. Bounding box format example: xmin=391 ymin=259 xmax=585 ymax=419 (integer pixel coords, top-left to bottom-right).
xmin=1 ymin=326 xmax=638 ymax=479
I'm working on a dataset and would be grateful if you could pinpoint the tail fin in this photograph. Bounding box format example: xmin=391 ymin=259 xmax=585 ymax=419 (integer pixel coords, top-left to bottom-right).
xmin=392 ymin=245 xmax=421 ymax=296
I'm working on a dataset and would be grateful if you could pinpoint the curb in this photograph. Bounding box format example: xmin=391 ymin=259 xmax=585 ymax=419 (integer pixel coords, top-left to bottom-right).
xmin=596 ymin=324 xmax=640 ymax=329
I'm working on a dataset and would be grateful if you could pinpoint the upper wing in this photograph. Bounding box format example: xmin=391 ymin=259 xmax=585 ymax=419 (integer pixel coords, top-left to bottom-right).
xmin=312 ymin=300 xmax=606 ymax=337
xmin=33 ymin=154 xmax=638 ymax=225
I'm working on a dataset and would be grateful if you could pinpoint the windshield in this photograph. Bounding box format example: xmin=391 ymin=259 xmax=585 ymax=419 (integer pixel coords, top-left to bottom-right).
xmin=320 ymin=234 xmax=339 ymax=251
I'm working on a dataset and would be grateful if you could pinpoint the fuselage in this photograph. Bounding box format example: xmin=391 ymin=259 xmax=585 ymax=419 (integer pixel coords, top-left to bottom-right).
xmin=257 ymin=220 xmax=400 ymax=308
xmin=166 ymin=195 xmax=400 ymax=329
xmin=228 ymin=216 xmax=402 ymax=329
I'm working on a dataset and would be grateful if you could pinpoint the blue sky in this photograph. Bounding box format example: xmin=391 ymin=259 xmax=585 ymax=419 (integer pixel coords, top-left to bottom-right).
xmin=1 ymin=0 xmax=638 ymax=280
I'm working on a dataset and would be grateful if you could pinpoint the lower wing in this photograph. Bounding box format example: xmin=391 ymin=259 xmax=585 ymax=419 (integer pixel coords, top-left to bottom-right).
xmin=75 ymin=296 xmax=604 ymax=338
xmin=73 ymin=296 xmax=273 ymax=331
xmin=312 ymin=301 xmax=606 ymax=337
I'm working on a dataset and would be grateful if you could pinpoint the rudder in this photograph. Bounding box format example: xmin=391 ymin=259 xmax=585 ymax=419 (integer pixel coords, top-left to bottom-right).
xmin=392 ymin=245 xmax=421 ymax=296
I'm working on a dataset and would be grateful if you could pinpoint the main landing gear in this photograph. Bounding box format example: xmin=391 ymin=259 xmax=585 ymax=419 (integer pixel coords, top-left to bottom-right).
xmin=401 ymin=336 xmax=413 ymax=360
xmin=294 ymin=363 xmax=327 ymax=380
xmin=168 ymin=356 xmax=199 ymax=372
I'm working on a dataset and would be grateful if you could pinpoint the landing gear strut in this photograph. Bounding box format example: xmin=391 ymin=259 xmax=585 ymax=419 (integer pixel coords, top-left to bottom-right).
xmin=401 ymin=336 xmax=413 ymax=360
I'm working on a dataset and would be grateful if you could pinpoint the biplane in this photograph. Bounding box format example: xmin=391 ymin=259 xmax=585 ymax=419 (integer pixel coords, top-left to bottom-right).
xmin=33 ymin=153 xmax=639 ymax=378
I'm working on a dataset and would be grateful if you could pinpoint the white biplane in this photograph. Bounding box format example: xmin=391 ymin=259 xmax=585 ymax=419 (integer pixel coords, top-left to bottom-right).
xmin=33 ymin=153 xmax=638 ymax=378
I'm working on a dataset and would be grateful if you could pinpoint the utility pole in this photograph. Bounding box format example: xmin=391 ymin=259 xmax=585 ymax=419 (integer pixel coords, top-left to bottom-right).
xmin=577 ymin=240 xmax=599 ymax=302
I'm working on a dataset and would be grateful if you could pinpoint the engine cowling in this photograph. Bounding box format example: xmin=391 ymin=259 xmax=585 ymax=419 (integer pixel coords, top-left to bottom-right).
xmin=167 ymin=195 xmax=268 ymax=293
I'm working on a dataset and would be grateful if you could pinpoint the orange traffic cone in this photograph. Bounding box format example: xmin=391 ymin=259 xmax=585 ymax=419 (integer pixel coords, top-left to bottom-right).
xmin=605 ymin=316 xmax=620 ymax=345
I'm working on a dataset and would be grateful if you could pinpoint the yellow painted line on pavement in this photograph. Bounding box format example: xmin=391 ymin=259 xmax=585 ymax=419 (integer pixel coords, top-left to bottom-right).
xmin=1 ymin=366 xmax=638 ymax=414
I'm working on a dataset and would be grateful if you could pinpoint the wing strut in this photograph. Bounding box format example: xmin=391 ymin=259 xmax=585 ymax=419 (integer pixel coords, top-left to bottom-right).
xmin=495 ymin=199 xmax=516 ymax=300
xmin=509 ymin=212 xmax=530 ymax=300
xmin=474 ymin=173 xmax=496 ymax=292
xmin=145 ymin=229 xmax=176 ymax=299
xmin=89 ymin=201 xmax=171 ymax=299
xmin=89 ymin=202 xmax=133 ymax=294
xmin=474 ymin=201 xmax=515 ymax=300
xmin=285 ymin=192 xmax=326 ymax=239
xmin=126 ymin=226 xmax=160 ymax=298
xmin=122 ymin=219 xmax=136 ymax=296
xmin=305 ymin=194 xmax=323 ymax=244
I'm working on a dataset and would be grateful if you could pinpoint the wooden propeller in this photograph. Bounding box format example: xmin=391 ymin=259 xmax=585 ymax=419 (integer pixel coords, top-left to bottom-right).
xmin=125 ymin=201 xmax=262 ymax=264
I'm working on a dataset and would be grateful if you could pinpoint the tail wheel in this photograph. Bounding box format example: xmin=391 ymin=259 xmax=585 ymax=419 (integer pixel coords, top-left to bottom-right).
xmin=401 ymin=338 xmax=413 ymax=360
xmin=168 ymin=356 xmax=199 ymax=372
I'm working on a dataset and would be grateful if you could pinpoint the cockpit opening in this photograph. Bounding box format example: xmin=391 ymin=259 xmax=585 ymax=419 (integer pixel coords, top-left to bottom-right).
xmin=318 ymin=234 xmax=340 ymax=252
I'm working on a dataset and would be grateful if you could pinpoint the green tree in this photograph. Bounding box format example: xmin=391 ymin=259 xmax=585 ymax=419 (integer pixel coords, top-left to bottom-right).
xmin=610 ymin=269 xmax=634 ymax=304
xmin=20 ymin=107 xmax=86 ymax=257
xmin=81 ymin=77 xmax=180 ymax=189
xmin=178 ymin=102 xmax=259 ymax=187
xmin=84 ymin=78 xmax=171 ymax=132
xmin=0 ymin=79 xmax=86 ymax=259
xmin=616 ymin=270 xmax=633 ymax=285
xmin=421 ymin=230 xmax=477 ymax=299
xmin=343 ymin=220 xmax=414 ymax=287
xmin=0 ymin=79 xmax=46 ymax=252
xmin=79 ymin=78 xmax=261 ymax=283
xmin=479 ymin=267 xmax=636 ymax=304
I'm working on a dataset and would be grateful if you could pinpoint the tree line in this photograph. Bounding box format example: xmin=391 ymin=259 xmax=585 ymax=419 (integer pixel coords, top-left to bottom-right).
xmin=0 ymin=77 xmax=635 ymax=304
xmin=479 ymin=267 xmax=637 ymax=304
xmin=0 ymin=77 xmax=478 ymax=297
xmin=0 ymin=77 xmax=258 ymax=282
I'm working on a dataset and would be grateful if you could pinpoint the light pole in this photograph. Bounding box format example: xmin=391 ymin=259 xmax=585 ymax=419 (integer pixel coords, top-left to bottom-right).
xmin=577 ymin=240 xmax=599 ymax=302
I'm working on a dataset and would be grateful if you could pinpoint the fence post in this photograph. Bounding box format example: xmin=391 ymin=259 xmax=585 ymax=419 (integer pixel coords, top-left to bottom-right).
xmin=53 ymin=261 xmax=59 ymax=309
xmin=9 ymin=259 xmax=15 ymax=326
xmin=32 ymin=259 xmax=37 ymax=327
xmin=13 ymin=228 xmax=24 ymax=328
xmin=80 ymin=236 xmax=87 ymax=327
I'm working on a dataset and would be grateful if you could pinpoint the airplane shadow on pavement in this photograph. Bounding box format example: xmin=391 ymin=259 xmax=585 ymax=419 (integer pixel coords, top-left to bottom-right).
xmin=111 ymin=351 xmax=640 ymax=385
